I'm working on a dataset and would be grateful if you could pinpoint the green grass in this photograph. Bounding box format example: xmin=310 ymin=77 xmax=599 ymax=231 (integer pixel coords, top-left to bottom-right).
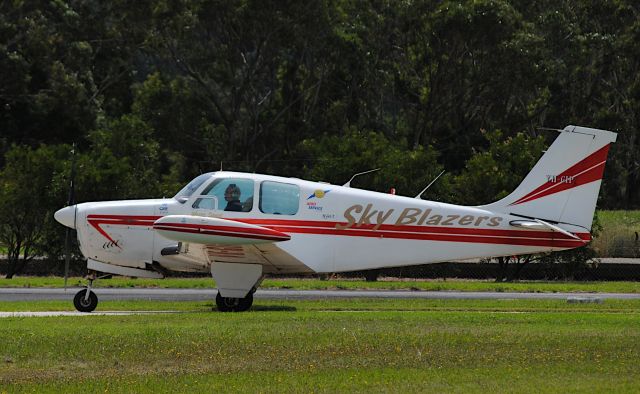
xmin=1 ymin=298 xmax=639 ymax=393
xmin=595 ymin=210 xmax=640 ymax=257
xmin=262 ymin=278 xmax=640 ymax=293
xmin=2 ymin=298 xmax=640 ymax=312
xmin=1 ymin=276 xmax=640 ymax=293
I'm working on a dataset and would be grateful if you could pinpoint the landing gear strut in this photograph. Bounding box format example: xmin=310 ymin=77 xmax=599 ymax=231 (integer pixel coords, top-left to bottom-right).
xmin=73 ymin=271 xmax=99 ymax=312
xmin=216 ymin=292 xmax=253 ymax=312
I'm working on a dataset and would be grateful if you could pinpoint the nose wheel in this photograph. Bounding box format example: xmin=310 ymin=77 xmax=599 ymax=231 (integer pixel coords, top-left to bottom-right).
xmin=73 ymin=288 xmax=98 ymax=312
xmin=73 ymin=272 xmax=100 ymax=312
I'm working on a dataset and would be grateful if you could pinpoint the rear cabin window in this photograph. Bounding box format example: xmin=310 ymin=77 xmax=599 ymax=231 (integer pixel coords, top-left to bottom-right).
xmin=259 ymin=181 xmax=300 ymax=215
xmin=192 ymin=178 xmax=254 ymax=212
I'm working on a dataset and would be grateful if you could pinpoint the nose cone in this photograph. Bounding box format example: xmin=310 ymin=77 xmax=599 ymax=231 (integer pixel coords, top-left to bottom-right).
xmin=54 ymin=206 xmax=76 ymax=229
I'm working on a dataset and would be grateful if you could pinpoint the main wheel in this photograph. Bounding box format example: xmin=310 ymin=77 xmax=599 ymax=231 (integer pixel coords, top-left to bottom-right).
xmin=216 ymin=292 xmax=253 ymax=312
xmin=236 ymin=293 xmax=253 ymax=312
xmin=74 ymin=289 xmax=98 ymax=312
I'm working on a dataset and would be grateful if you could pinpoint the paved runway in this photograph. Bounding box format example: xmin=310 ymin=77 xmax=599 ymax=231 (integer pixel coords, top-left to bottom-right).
xmin=1 ymin=287 xmax=640 ymax=302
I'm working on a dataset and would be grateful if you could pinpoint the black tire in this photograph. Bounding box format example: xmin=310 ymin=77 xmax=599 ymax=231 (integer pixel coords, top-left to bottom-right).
xmin=236 ymin=293 xmax=253 ymax=312
xmin=216 ymin=292 xmax=253 ymax=312
xmin=74 ymin=289 xmax=98 ymax=312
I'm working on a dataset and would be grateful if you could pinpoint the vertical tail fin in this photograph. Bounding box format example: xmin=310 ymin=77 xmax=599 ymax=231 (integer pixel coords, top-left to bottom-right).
xmin=480 ymin=125 xmax=617 ymax=231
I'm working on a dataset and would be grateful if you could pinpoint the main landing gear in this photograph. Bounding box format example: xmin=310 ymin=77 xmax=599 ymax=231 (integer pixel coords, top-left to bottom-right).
xmin=73 ymin=271 xmax=100 ymax=312
xmin=215 ymin=291 xmax=253 ymax=312
xmin=210 ymin=262 xmax=262 ymax=312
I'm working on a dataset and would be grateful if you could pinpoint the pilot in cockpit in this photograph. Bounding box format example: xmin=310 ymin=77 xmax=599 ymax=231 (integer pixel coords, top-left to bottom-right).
xmin=224 ymin=184 xmax=243 ymax=211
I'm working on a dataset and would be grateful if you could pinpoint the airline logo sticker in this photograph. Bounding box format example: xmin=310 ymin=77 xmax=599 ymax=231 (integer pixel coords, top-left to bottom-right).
xmin=307 ymin=189 xmax=331 ymax=200
xmin=307 ymin=189 xmax=331 ymax=212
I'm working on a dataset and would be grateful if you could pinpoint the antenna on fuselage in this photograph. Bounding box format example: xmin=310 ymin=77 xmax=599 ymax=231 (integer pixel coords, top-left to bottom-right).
xmin=537 ymin=126 xmax=564 ymax=133
xmin=343 ymin=168 xmax=380 ymax=188
xmin=415 ymin=170 xmax=445 ymax=199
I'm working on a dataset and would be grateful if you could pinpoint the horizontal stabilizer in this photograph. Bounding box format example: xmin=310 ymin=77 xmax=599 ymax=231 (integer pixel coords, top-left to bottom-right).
xmin=153 ymin=215 xmax=291 ymax=245
xmin=509 ymin=219 xmax=585 ymax=242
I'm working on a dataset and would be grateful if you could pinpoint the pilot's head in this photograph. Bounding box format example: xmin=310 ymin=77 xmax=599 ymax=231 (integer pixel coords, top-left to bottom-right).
xmin=224 ymin=184 xmax=241 ymax=201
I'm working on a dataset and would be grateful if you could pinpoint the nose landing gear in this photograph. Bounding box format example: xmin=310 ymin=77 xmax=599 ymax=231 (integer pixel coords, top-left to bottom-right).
xmin=73 ymin=271 xmax=100 ymax=312
xmin=74 ymin=288 xmax=98 ymax=312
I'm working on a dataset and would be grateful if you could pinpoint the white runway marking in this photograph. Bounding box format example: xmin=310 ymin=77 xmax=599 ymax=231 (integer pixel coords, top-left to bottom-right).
xmin=0 ymin=311 xmax=182 ymax=318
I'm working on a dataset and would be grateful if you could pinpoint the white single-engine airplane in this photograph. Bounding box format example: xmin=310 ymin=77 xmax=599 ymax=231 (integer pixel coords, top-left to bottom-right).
xmin=55 ymin=125 xmax=616 ymax=312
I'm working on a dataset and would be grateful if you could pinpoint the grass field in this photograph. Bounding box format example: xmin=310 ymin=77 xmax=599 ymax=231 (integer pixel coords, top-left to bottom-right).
xmin=595 ymin=210 xmax=640 ymax=257
xmin=0 ymin=298 xmax=639 ymax=393
xmin=1 ymin=276 xmax=640 ymax=294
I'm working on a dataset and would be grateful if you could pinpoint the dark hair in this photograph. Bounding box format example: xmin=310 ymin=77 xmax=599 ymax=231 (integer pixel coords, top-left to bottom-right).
xmin=226 ymin=184 xmax=241 ymax=199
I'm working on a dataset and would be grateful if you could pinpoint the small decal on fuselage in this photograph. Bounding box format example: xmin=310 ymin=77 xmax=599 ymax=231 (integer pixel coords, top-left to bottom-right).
xmin=102 ymin=240 xmax=121 ymax=249
xmin=546 ymin=175 xmax=575 ymax=184
xmin=307 ymin=189 xmax=331 ymax=200
xmin=306 ymin=201 xmax=324 ymax=211
xmin=306 ymin=190 xmax=330 ymax=212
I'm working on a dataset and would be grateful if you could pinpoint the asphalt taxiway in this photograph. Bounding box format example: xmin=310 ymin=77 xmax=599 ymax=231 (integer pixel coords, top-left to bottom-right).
xmin=1 ymin=288 xmax=639 ymax=302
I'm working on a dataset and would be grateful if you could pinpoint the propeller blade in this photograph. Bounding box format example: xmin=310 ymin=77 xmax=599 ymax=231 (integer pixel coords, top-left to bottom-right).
xmin=64 ymin=144 xmax=77 ymax=290
xmin=64 ymin=228 xmax=70 ymax=289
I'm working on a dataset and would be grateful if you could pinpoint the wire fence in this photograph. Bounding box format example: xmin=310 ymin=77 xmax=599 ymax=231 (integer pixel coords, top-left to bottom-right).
xmin=341 ymin=259 xmax=640 ymax=282
xmin=2 ymin=258 xmax=640 ymax=281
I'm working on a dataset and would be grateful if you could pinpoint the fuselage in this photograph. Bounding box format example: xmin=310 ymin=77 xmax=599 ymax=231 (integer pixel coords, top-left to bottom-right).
xmin=56 ymin=171 xmax=589 ymax=276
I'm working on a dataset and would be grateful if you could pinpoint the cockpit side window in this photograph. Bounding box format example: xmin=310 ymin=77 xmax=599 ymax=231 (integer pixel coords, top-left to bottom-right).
xmin=174 ymin=173 xmax=213 ymax=204
xmin=259 ymin=181 xmax=300 ymax=215
xmin=192 ymin=178 xmax=254 ymax=212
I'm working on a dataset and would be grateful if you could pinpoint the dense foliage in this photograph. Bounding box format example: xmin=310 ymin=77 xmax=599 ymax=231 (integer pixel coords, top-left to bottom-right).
xmin=1 ymin=1 xmax=639 ymax=269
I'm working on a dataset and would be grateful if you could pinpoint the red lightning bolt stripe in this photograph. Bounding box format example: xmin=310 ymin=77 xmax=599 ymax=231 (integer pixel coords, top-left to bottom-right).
xmin=509 ymin=144 xmax=610 ymax=206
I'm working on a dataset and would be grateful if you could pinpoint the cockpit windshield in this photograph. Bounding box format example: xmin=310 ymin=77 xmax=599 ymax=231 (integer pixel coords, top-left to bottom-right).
xmin=174 ymin=173 xmax=214 ymax=203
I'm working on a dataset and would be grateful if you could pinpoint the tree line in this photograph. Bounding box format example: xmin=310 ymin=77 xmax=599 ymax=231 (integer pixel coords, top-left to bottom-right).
xmin=1 ymin=1 xmax=639 ymax=275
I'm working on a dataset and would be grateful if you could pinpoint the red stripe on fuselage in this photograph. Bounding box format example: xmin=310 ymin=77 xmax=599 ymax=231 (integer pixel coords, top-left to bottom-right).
xmin=273 ymin=226 xmax=586 ymax=248
xmin=235 ymin=219 xmax=590 ymax=240
xmin=86 ymin=214 xmax=589 ymax=248
xmin=237 ymin=219 xmax=590 ymax=247
xmin=87 ymin=215 xmax=159 ymax=246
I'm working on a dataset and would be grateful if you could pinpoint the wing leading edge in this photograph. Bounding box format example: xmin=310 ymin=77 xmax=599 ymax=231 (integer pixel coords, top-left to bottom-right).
xmin=153 ymin=215 xmax=291 ymax=244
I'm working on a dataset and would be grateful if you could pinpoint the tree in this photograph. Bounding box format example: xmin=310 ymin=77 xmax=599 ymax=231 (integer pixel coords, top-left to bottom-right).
xmin=144 ymin=0 xmax=339 ymax=174
xmin=75 ymin=113 xmax=183 ymax=202
xmin=300 ymin=127 xmax=449 ymax=199
xmin=452 ymin=129 xmax=546 ymax=205
xmin=0 ymin=144 xmax=70 ymax=278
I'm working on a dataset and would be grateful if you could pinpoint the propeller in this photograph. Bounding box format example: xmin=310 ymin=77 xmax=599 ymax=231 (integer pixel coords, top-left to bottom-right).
xmin=63 ymin=144 xmax=77 ymax=290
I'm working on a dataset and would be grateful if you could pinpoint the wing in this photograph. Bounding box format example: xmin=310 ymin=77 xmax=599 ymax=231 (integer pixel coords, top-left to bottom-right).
xmin=154 ymin=215 xmax=291 ymax=244
xmin=153 ymin=215 xmax=313 ymax=274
